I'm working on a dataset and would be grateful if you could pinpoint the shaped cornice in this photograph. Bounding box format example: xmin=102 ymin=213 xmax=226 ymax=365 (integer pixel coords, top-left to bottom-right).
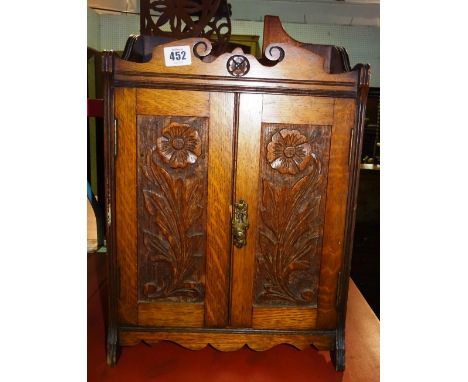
xmin=113 ymin=38 xmax=360 ymax=97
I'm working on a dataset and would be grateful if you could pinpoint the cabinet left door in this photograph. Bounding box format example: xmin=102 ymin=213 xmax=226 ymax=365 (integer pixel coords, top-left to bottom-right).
xmin=114 ymin=88 xmax=234 ymax=328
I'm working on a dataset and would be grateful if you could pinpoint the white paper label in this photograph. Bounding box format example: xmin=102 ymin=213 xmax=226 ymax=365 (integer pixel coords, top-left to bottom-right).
xmin=163 ymin=46 xmax=192 ymax=67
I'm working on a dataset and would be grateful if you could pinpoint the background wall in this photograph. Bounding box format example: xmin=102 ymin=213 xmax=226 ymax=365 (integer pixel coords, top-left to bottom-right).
xmin=87 ymin=7 xmax=380 ymax=87
xmin=87 ymin=7 xmax=101 ymax=50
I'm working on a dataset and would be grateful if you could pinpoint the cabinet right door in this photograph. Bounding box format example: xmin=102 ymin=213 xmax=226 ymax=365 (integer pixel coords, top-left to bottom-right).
xmin=229 ymin=93 xmax=356 ymax=330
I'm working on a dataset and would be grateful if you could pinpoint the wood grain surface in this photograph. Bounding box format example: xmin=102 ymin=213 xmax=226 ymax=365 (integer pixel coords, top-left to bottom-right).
xmin=114 ymin=38 xmax=359 ymax=96
xmin=119 ymin=330 xmax=334 ymax=351
xmin=316 ymin=98 xmax=356 ymax=328
xmin=138 ymin=303 xmax=204 ymax=327
xmin=205 ymin=92 xmax=234 ymax=327
xmin=115 ymin=87 xmax=138 ymax=324
xmin=252 ymin=307 xmax=318 ymax=330
xmin=115 ymin=38 xmax=353 ymax=83
xmin=262 ymin=95 xmax=334 ymax=125
xmin=229 ymin=93 xmax=263 ymax=327
xmin=136 ymin=89 xmax=210 ymax=117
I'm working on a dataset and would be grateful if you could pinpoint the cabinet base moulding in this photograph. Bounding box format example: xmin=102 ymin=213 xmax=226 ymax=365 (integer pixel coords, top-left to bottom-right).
xmin=118 ymin=328 xmax=335 ymax=351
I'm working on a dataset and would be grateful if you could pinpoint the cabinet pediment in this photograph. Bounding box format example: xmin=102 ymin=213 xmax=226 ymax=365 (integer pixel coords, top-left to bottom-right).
xmin=113 ymin=38 xmax=359 ymax=96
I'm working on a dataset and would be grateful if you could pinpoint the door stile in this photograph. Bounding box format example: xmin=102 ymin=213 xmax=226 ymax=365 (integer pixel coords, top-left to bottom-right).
xmin=229 ymin=93 xmax=263 ymax=327
xmin=204 ymin=92 xmax=235 ymax=327
xmin=316 ymin=98 xmax=356 ymax=328
xmin=115 ymin=87 xmax=138 ymax=324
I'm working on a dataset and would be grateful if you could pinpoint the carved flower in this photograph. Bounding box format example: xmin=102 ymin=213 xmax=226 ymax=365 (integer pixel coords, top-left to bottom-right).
xmin=156 ymin=122 xmax=202 ymax=168
xmin=267 ymin=129 xmax=312 ymax=175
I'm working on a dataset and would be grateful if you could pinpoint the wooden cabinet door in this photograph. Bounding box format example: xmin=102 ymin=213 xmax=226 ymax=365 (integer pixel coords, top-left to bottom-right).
xmin=230 ymin=93 xmax=356 ymax=330
xmin=115 ymin=88 xmax=234 ymax=328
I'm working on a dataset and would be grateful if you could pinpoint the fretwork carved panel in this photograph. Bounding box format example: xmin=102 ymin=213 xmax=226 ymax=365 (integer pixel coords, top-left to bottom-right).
xmin=254 ymin=124 xmax=332 ymax=307
xmin=137 ymin=115 xmax=208 ymax=303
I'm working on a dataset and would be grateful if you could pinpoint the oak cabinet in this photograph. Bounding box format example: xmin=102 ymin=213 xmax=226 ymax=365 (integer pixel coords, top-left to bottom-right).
xmin=103 ymin=19 xmax=369 ymax=372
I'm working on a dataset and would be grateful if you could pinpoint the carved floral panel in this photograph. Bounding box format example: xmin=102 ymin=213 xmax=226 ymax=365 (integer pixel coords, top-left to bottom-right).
xmin=254 ymin=123 xmax=332 ymax=307
xmin=137 ymin=116 xmax=208 ymax=303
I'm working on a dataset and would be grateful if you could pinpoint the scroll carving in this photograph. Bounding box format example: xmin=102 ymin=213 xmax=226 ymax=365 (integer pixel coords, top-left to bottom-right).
xmin=138 ymin=116 xmax=208 ymax=303
xmin=255 ymin=124 xmax=331 ymax=306
xmin=264 ymin=45 xmax=285 ymax=63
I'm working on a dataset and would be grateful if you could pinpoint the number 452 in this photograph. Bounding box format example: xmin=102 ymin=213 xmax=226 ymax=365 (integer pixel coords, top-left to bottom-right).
xmin=170 ymin=51 xmax=186 ymax=61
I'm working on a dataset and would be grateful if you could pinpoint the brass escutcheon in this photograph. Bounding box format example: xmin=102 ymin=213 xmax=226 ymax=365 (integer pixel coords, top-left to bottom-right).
xmin=232 ymin=200 xmax=249 ymax=248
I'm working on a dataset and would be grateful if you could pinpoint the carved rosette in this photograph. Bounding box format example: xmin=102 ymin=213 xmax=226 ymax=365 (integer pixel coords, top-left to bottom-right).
xmin=226 ymin=55 xmax=250 ymax=77
xmin=156 ymin=122 xmax=202 ymax=168
xmin=267 ymin=129 xmax=312 ymax=175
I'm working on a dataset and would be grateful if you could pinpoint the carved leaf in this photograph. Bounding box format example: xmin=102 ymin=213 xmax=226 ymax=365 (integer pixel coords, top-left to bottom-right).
xmin=142 ymin=162 xmax=205 ymax=301
xmin=142 ymin=189 xmax=159 ymax=215
xmin=260 ymin=180 xmax=278 ymax=234
xmin=256 ymin=175 xmax=321 ymax=305
xmin=143 ymin=230 xmax=170 ymax=259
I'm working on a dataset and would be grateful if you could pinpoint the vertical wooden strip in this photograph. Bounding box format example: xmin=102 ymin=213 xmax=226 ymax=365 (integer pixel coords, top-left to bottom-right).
xmin=115 ymin=87 xmax=138 ymax=324
xmin=205 ymin=92 xmax=234 ymax=327
xmin=230 ymin=93 xmax=263 ymax=327
xmin=103 ymin=52 xmax=119 ymax=366
xmin=316 ymin=98 xmax=356 ymax=328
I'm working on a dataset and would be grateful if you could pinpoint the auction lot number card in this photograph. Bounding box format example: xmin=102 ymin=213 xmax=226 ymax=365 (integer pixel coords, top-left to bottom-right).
xmin=164 ymin=46 xmax=192 ymax=67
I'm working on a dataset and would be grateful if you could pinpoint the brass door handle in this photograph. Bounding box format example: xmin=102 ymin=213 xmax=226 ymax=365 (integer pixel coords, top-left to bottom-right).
xmin=232 ymin=200 xmax=249 ymax=248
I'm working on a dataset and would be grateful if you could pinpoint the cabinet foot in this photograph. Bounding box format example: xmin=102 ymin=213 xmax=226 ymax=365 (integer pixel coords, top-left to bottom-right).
xmin=331 ymin=328 xmax=345 ymax=371
xmin=107 ymin=340 xmax=119 ymax=367
xmin=107 ymin=326 xmax=119 ymax=367
xmin=330 ymin=347 xmax=345 ymax=371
